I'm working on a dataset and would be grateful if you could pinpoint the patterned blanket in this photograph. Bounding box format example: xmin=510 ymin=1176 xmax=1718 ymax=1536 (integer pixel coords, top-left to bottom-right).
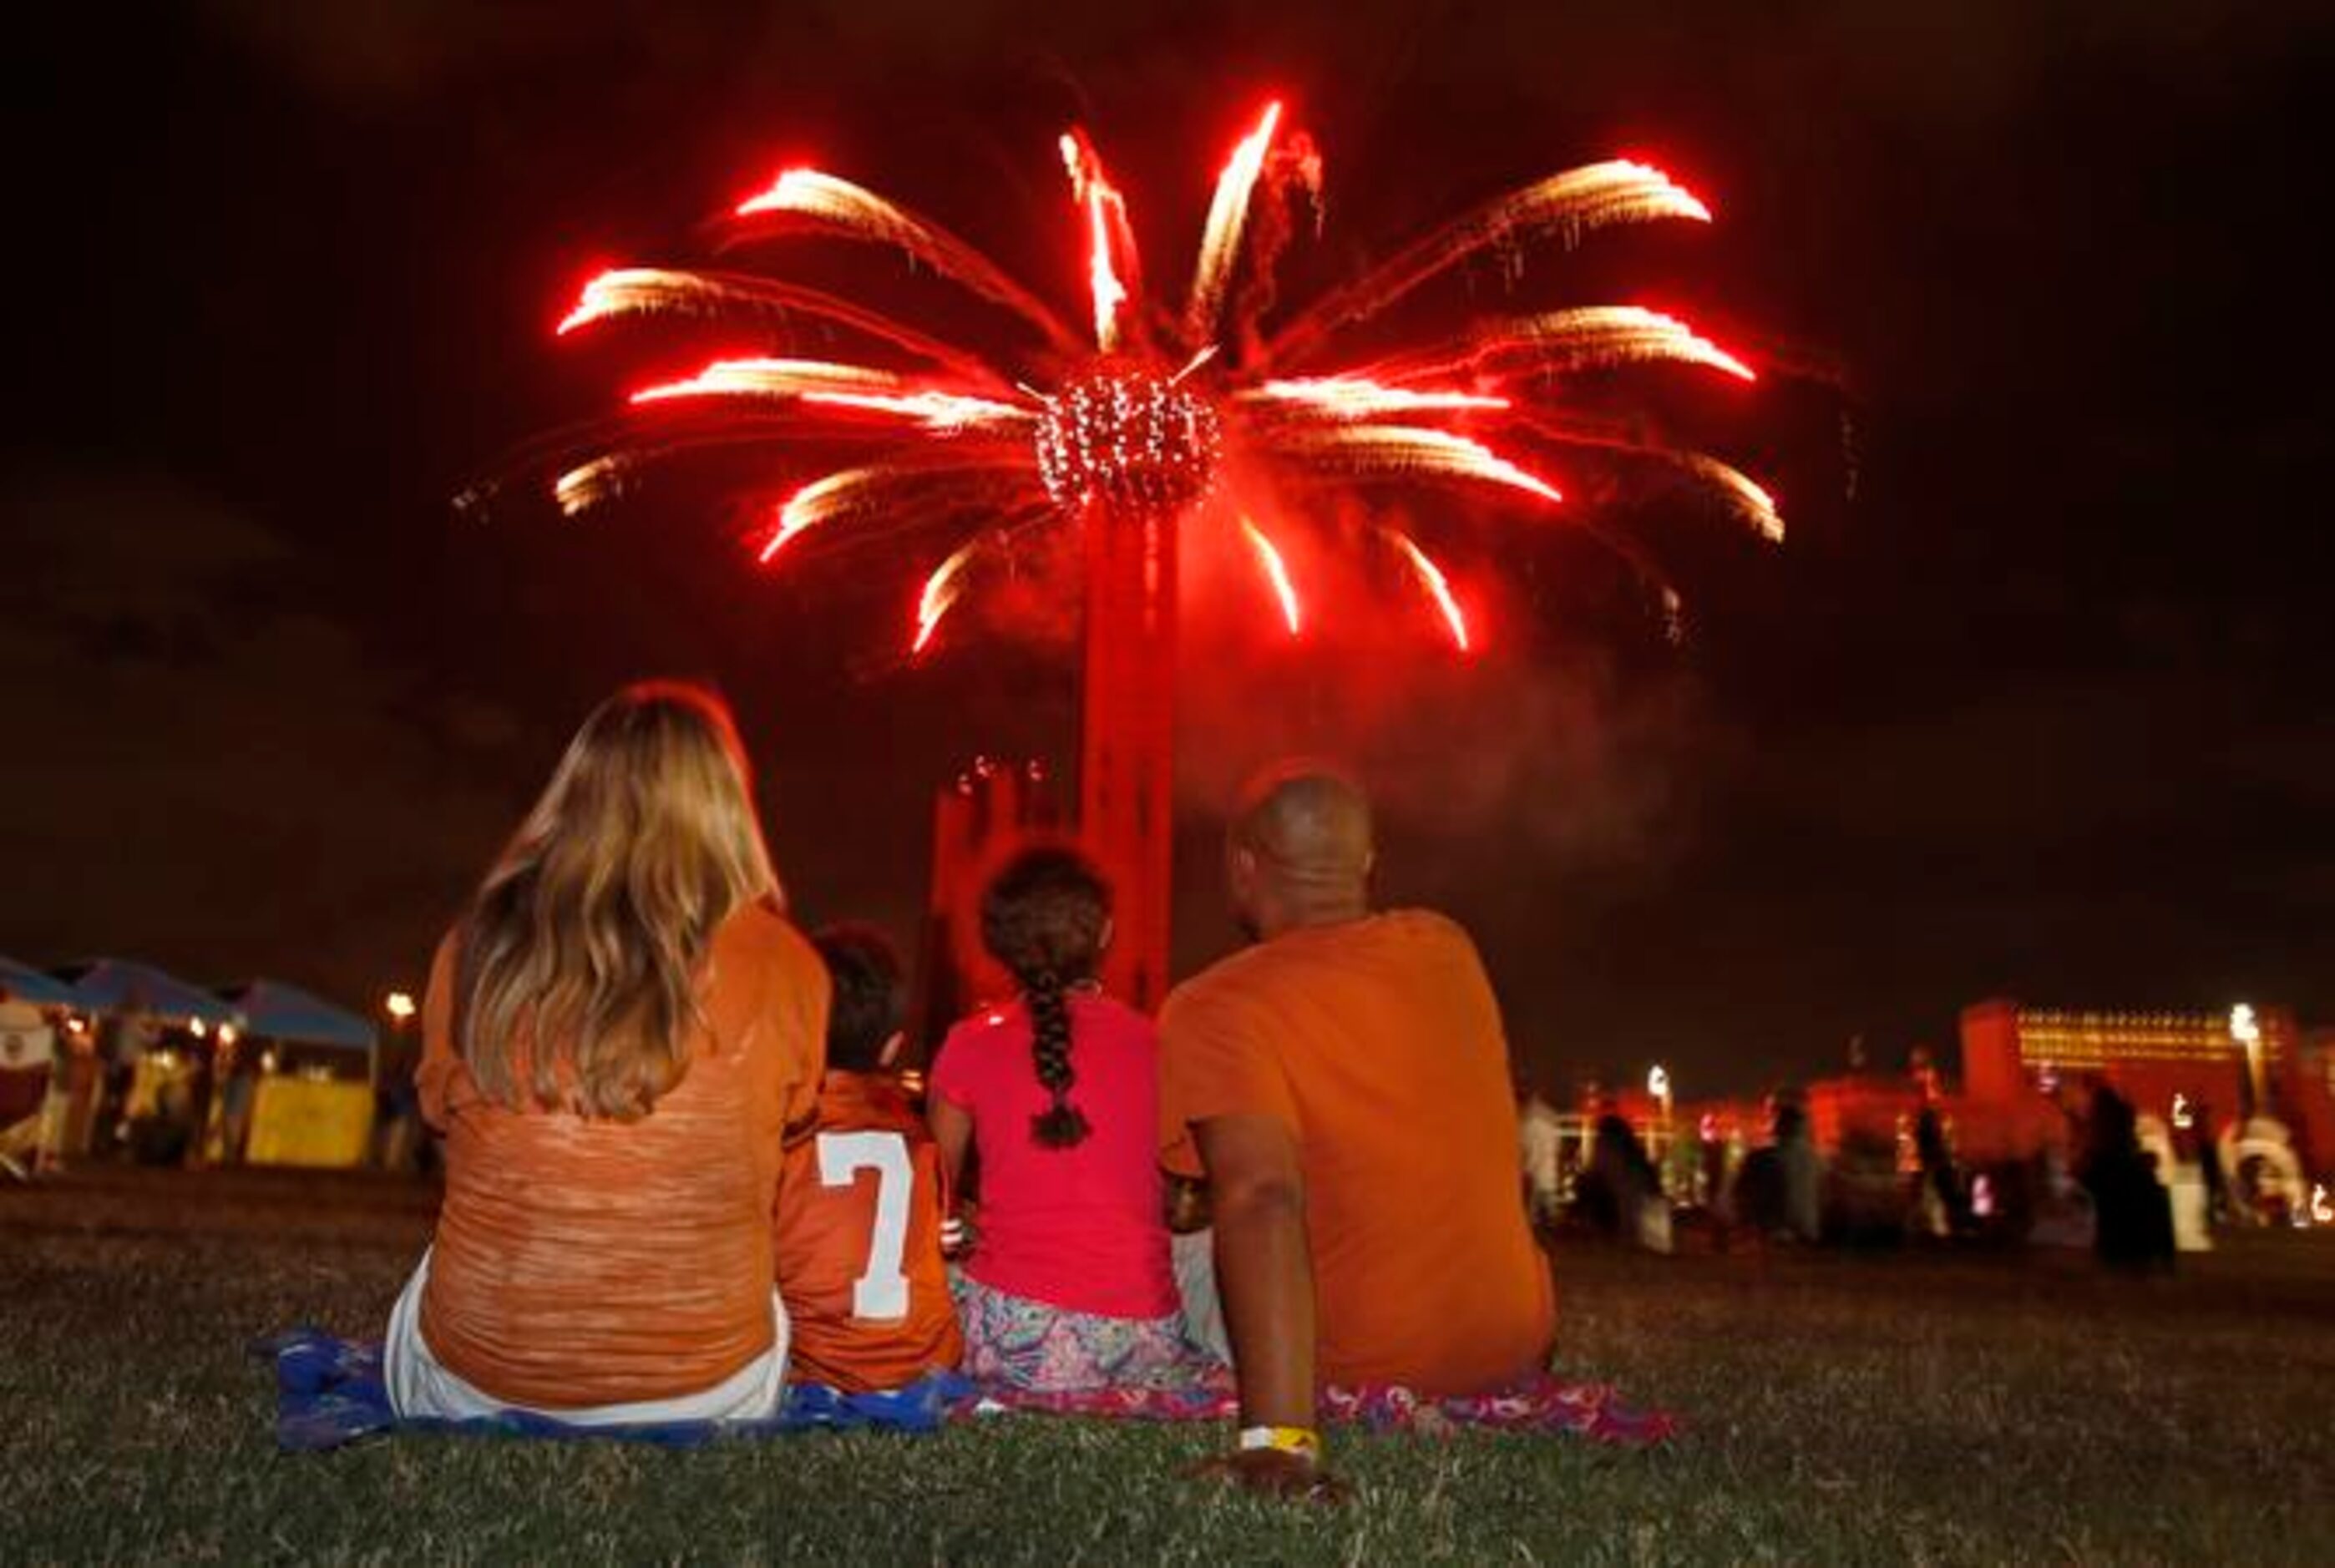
xmin=258 ymin=1329 xmax=1677 ymax=1452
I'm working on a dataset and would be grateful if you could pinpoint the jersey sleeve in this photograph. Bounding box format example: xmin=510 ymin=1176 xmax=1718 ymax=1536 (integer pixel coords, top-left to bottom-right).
xmin=1157 ymin=979 xmax=1299 ymax=1178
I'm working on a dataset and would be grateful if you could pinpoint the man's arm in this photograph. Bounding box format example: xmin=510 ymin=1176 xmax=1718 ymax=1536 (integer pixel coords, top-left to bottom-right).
xmin=1193 ymin=1112 xmax=1315 ymax=1431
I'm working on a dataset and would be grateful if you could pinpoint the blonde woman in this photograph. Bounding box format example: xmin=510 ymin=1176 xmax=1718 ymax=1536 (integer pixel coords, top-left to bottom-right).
xmin=385 ymin=681 xmax=828 ymax=1424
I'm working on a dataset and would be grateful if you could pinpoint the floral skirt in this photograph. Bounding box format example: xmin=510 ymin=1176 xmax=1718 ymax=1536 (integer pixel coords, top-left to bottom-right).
xmin=950 ymin=1273 xmax=1226 ymax=1395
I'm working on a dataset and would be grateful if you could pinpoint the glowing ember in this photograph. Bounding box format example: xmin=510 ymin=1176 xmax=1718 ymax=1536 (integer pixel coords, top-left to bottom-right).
xmin=1036 ymin=368 xmax=1223 ymax=515
xmin=1238 ymin=516 xmax=1303 ymax=636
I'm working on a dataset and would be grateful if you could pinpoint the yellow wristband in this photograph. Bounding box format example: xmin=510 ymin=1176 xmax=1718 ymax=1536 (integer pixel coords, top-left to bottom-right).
xmin=1238 ymin=1424 xmax=1322 ymax=1460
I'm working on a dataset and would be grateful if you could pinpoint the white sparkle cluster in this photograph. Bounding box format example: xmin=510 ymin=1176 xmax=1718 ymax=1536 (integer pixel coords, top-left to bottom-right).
xmin=1035 ymin=368 xmax=1222 ymax=515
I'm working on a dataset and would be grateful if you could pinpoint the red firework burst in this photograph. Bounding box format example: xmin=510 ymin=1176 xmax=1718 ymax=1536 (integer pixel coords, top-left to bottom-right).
xmin=549 ymin=99 xmax=1780 ymax=655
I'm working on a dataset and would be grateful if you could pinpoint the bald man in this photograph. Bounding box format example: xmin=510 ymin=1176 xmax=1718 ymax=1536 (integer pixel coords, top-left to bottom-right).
xmin=1160 ymin=766 xmax=1555 ymax=1493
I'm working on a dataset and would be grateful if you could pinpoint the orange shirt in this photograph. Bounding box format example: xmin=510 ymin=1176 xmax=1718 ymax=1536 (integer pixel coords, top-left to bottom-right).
xmin=774 ymin=1070 xmax=962 ymax=1393
xmin=1158 ymin=909 xmax=1556 ymax=1395
xmin=416 ymin=900 xmax=827 ymax=1410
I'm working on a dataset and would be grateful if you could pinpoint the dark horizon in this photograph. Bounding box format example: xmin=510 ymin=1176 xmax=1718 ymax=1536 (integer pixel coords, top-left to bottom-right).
xmin=5 ymin=1 xmax=2330 ymax=1097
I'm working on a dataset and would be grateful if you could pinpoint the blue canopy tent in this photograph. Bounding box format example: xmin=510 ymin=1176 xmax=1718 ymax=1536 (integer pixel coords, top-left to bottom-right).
xmin=220 ymin=980 xmax=377 ymax=1054
xmin=0 ymin=957 xmax=78 ymax=1009
xmin=59 ymin=959 xmax=243 ymax=1029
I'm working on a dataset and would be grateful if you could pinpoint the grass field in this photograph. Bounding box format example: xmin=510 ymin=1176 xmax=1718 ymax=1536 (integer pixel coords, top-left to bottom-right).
xmin=4 ymin=1171 xmax=2332 ymax=1565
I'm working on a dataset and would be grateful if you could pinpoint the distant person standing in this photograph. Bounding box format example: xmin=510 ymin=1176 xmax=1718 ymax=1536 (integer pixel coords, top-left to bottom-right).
xmin=1776 ymin=1101 xmax=1822 ymax=1242
xmin=2193 ymin=1101 xmax=2228 ymax=1227
xmin=1914 ymin=1103 xmax=1967 ymax=1237
xmin=1517 ymin=1085 xmax=1565 ymax=1230
xmin=1697 ymin=1115 xmax=1729 ymax=1214
xmin=1578 ymin=1108 xmax=1657 ymax=1242
xmin=2079 ymin=1079 xmax=2172 ymax=1271
xmin=1160 ymin=766 xmax=1555 ymax=1499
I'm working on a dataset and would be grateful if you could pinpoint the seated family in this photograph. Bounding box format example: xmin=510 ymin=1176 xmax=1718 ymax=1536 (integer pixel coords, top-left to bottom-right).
xmin=383 ymin=681 xmax=1554 ymax=1492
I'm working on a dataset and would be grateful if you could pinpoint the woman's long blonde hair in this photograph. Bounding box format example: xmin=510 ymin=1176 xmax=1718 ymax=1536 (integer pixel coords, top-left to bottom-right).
xmin=453 ymin=681 xmax=778 ymax=1119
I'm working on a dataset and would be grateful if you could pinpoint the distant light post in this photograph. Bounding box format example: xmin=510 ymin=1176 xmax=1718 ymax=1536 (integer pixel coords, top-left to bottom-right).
xmin=380 ymin=990 xmax=419 ymax=1098
xmin=2231 ymin=1004 xmax=2263 ymax=1116
xmin=1648 ymin=1064 xmax=1673 ymax=1123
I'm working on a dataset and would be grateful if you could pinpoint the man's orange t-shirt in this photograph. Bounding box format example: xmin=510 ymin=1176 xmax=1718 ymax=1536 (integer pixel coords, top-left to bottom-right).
xmin=1158 ymin=909 xmax=1555 ymax=1395
xmin=773 ymin=1070 xmax=962 ymax=1393
xmin=415 ymin=899 xmax=828 ymax=1410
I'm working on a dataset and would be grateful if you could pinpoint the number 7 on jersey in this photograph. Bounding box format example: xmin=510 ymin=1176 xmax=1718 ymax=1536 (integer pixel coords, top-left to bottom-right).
xmin=814 ymin=1130 xmax=914 ymax=1321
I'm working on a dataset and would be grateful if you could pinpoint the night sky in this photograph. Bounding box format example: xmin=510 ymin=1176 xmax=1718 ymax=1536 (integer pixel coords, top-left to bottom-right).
xmin=6 ymin=1 xmax=2330 ymax=1095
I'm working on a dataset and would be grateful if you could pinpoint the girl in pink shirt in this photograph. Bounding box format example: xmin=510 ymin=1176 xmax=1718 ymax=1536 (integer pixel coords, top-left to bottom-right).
xmin=928 ymin=845 xmax=1219 ymax=1393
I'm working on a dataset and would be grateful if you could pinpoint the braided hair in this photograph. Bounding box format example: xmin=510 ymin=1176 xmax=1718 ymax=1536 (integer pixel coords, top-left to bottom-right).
xmin=979 ymin=844 xmax=1109 ymax=1149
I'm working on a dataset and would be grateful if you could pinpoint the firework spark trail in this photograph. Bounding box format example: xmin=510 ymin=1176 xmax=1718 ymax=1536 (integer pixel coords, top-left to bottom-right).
xmin=1187 ymin=100 xmax=1284 ymax=341
xmin=554 ymin=455 xmax=627 ymax=518
xmin=1238 ymin=514 xmax=1303 ymax=636
xmin=1284 ymin=425 xmax=1563 ymax=505
xmin=759 ymin=451 xmax=1036 ymax=563
xmin=1680 ymin=455 xmax=1783 ymax=542
xmin=632 ymin=360 xmax=1035 ymax=432
xmin=914 ymin=539 xmax=981 ymax=652
xmin=559 ymin=268 xmax=746 ymax=335
xmin=631 ymin=357 xmax=909 ymax=404
xmin=761 ymin=468 xmax=875 ymax=560
xmin=732 ymin=169 xmax=1081 ymax=353
xmin=1385 ymin=529 xmax=1471 ymax=651
xmin=1261 ymin=160 xmax=1712 ymax=371
xmin=1239 ymin=377 xmax=1509 ymax=420
xmin=1059 ymin=131 xmax=1140 ymax=352
xmin=1487 ymin=307 xmax=1755 ymax=382
xmin=1512 ymin=410 xmax=1785 ymax=543
xmin=557 ymin=268 xmax=1020 ymax=388
xmin=799 ymin=388 xmax=1036 ymax=432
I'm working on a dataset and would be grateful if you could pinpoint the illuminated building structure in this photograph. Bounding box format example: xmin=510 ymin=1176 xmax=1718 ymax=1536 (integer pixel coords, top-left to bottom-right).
xmin=1960 ymin=999 xmax=2332 ymax=1176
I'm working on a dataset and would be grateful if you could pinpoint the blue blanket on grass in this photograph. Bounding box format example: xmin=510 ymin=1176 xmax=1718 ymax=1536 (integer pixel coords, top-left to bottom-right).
xmin=258 ymin=1330 xmax=977 ymax=1452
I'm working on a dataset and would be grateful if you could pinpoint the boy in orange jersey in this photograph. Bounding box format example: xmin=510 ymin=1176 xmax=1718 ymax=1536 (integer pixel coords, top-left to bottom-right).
xmin=773 ymin=926 xmax=962 ymax=1392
